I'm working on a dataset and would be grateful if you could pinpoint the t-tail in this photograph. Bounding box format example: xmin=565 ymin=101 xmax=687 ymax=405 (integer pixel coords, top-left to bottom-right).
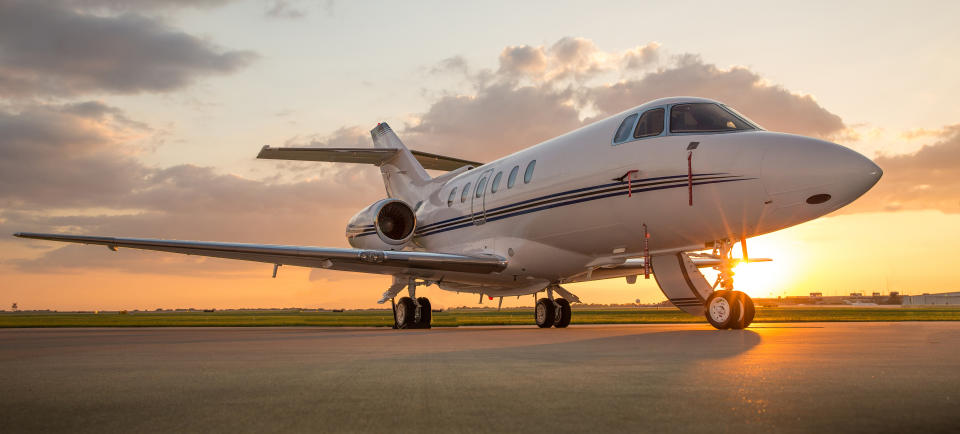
xmin=370 ymin=123 xmax=431 ymax=204
xmin=256 ymin=122 xmax=481 ymax=206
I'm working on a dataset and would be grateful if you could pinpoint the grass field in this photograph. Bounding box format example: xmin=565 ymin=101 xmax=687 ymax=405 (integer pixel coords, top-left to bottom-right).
xmin=2 ymin=306 xmax=960 ymax=328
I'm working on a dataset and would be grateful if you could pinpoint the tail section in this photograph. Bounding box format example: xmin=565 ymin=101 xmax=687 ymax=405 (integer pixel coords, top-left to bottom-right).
xmin=370 ymin=123 xmax=431 ymax=204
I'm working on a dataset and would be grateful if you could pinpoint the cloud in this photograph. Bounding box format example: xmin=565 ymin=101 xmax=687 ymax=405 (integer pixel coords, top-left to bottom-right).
xmin=498 ymin=45 xmax=549 ymax=78
xmin=585 ymin=55 xmax=846 ymax=138
xmin=0 ymin=1 xmax=257 ymax=98
xmin=622 ymin=42 xmax=660 ymax=71
xmin=265 ymin=0 xmax=307 ymax=19
xmin=843 ymin=125 xmax=960 ymax=214
xmin=62 ymin=0 xmax=236 ymax=12
xmin=404 ymin=83 xmax=582 ymax=162
xmin=411 ymin=38 xmax=844 ymax=164
xmin=0 ymin=102 xmax=151 ymax=209
xmin=899 ymin=127 xmax=946 ymax=140
xmin=1 ymin=103 xmax=383 ymax=273
xmin=491 ymin=39 xmax=661 ymax=84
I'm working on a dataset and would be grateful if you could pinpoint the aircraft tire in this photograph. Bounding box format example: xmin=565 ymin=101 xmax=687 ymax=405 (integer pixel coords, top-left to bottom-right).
xmin=705 ymin=290 xmax=740 ymax=330
xmin=729 ymin=291 xmax=755 ymax=329
xmin=416 ymin=297 xmax=432 ymax=329
xmin=395 ymin=297 xmax=416 ymax=329
xmin=535 ymin=298 xmax=555 ymax=328
xmin=554 ymin=298 xmax=572 ymax=328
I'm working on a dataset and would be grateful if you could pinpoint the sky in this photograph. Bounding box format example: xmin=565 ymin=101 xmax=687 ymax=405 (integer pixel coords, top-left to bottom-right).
xmin=2 ymin=0 xmax=959 ymax=311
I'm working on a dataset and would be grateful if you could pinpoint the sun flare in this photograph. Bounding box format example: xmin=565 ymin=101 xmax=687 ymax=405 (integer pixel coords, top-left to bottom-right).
xmin=701 ymin=236 xmax=799 ymax=299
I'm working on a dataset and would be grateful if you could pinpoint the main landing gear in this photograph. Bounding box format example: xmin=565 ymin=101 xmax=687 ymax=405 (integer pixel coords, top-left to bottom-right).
xmin=392 ymin=279 xmax=431 ymax=329
xmin=534 ymin=286 xmax=572 ymax=328
xmin=705 ymin=240 xmax=756 ymax=330
xmin=394 ymin=296 xmax=432 ymax=329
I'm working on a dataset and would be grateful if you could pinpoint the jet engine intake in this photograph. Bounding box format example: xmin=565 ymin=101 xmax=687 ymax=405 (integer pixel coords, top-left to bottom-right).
xmin=346 ymin=198 xmax=417 ymax=249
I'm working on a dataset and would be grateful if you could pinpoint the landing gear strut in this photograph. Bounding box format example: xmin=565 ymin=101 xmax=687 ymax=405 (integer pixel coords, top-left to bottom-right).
xmin=706 ymin=240 xmax=756 ymax=329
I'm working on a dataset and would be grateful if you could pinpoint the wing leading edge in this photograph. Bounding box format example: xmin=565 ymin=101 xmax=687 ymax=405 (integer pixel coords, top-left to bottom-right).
xmin=13 ymin=232 xmax=507 ymax=275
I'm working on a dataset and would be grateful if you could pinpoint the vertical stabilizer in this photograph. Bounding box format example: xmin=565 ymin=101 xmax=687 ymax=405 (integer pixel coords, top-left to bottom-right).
xmin=370 ymin=123 xmax=431 ymax=204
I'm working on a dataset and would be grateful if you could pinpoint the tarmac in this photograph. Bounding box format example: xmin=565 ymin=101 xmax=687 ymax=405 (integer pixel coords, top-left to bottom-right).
xmin=1 ymin=323 xmax=958 ymax=433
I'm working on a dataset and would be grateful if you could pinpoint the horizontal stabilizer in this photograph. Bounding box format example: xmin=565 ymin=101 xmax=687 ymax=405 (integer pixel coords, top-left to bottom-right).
xmin=257 ymin=146 xmax=482 ymax=171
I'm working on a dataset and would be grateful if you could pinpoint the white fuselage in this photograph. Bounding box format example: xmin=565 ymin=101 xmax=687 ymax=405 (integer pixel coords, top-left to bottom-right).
xmin=355 ymin=97 xmax=882 ymax=296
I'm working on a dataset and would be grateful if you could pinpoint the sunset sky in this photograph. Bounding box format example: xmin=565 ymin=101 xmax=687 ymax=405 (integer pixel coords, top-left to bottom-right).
xmin=2 ymin=0 xmax=959 ymax=311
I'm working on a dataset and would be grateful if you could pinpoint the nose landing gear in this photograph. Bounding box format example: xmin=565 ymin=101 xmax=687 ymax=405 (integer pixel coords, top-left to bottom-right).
xmin=705 ymin=290 xmax=754 ymax=329
xmin=706 ymin=240 xmax=756 ymax=329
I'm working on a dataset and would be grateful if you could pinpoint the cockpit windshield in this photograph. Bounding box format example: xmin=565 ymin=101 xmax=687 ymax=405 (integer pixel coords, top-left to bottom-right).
xmin=669 ymin=103 xmax=756 ymax=133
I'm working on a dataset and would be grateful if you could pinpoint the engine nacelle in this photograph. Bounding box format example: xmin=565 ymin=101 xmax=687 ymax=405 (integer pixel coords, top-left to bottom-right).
xmin=345 ymin=199 xmax=417 ymax=250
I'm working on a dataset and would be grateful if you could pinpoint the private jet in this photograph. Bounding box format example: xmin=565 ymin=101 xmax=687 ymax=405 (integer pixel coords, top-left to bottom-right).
xmin=15 ymin=97 xmax=883 ymax=329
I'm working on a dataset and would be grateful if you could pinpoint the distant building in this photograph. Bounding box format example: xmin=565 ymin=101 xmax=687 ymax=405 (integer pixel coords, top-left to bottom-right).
xmin=902 ymin=292 xmax=960 ymax=306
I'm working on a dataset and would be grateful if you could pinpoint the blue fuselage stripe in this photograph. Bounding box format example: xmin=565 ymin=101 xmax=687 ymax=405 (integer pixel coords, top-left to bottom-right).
xmin=414 ymin=177 xmax=752 ymax=238
xmin=416 ymin=173 xmax=727 ymax=232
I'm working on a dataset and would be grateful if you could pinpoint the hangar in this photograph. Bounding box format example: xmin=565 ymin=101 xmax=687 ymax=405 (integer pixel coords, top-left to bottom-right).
xmin=902 ymin=292 xmax=960 ymax=306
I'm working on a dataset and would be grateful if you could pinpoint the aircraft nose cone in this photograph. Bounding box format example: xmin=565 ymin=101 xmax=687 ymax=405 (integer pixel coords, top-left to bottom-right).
xmin=762 ymin=136 xmax=882 ymax=211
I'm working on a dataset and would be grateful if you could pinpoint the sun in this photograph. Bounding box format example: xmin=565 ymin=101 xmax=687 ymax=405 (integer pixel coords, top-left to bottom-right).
xmin=730 ymin=260 xmax=792 ymax=299
xmin=701 ymin=238 xmax=797 ymax=299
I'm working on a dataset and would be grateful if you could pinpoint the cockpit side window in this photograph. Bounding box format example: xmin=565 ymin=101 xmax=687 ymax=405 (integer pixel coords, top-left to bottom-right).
xmin=721 ymin=104 xmax=763 ymax=129
xmin=670 ymin=103 xmax=754 ymax=133
xmin=634 ymin=108 xmax=665 ymax=138
xmin=613 ymin=113 xmax=638 ymax=144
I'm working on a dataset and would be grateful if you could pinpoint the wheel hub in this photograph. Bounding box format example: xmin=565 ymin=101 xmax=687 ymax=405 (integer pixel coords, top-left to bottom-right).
xmin=709 ymin=298 xmax=730 ymax=323
xmin=535 ymin=303 xmax=546 ymax=324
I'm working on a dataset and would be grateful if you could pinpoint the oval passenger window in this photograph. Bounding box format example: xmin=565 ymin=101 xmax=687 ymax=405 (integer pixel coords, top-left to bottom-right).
xmin=507 ymin=166 xmax=519 ymax=188
xmin=447 ymin=188 xmax=457 ymax=207
xmin=491 ymin=172 xmax=503 ymax=193
xmin=475 ymin=177 xmax=487 ymax=198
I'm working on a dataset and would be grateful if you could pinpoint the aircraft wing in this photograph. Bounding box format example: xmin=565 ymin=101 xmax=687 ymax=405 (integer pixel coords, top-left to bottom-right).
xmin=256 ymin=146 xmax=482 ymax=171
xmin=13 ymin=232 xmax=507 ymax=275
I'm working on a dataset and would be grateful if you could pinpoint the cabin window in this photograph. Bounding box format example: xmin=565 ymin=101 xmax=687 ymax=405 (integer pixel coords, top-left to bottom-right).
xmin=634 ymin=108 xmax=665 ymax=138
xmin=460 ymin=182 xmax=471 ymax=203
xmin=524 ymin=160 xmax=536 ymax=184
xmin=491 ymin=171 xmax=503 ymax=193
xmin=613 ymin=113 xmax=638 ymax=143
xmin=670 ymin=103 xmax=754 ymax=133
xmin=507 ymin=165 xmax=519 ymax=188
xmin=447 ymin=188 xmax=457 ymax=207
xmin=475 ymin=176 xmax=487 ymax=198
